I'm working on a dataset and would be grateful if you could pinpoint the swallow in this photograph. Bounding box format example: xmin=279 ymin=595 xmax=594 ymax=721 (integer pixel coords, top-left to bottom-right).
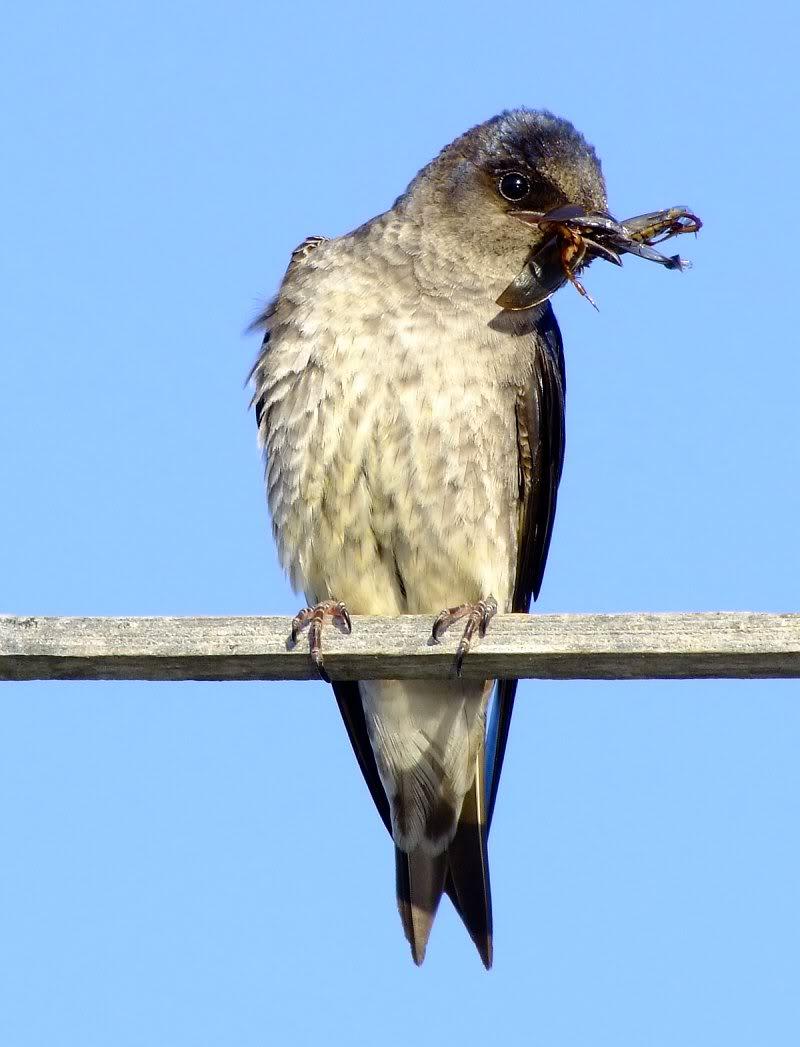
xmin=251 ymin=108 xmax=698 ymax=966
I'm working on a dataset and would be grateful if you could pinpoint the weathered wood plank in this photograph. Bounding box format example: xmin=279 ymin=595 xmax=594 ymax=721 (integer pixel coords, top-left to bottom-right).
xmin=0 ymin=613 xmax=798 ymax=682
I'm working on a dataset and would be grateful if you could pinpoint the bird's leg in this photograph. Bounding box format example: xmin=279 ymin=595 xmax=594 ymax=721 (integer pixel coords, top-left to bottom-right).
xmin=557 ymin=226 xmax=598 ymax=310
xmin=290 ymin=600 xmax=352 ymax=682
xmin=431 ymin=596 xmax=498 ymax=677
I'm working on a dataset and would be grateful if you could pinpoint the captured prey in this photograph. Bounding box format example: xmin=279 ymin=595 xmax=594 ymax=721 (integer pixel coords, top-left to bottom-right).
xmin=497 ymin=204 xmax=701 ymax=310
xmin=250 ymin=108 xmax=700 ymax=967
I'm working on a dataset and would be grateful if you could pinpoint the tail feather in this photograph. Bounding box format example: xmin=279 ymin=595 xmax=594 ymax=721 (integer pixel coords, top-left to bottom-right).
xmin=396 ymin=750 xmax=493 ymax=967
xmin=444 ymin=750 xmax=493 ymax=968
xmin=357 ymin=677 xmax=495 ymax=966
xmin=395 ymin=846 xmax=448 ymax=966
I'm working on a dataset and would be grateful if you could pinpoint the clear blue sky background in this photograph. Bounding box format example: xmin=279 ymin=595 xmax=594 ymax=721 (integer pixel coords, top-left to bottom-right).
xmin=2 ymin=2 xmax=799 ymax=1044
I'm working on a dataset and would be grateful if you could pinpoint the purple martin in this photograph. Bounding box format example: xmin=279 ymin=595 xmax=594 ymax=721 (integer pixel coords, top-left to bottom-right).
xmin=251 ymin=108 xmax=695 ymax=967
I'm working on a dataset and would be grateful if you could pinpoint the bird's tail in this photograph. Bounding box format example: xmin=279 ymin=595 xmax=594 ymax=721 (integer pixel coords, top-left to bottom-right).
xmin=444 ymin=749 xmax=493 ymax=968
xmin=395 ymin=846 xmax=447 ymax=966
xmin=395 ymin=747 xmax=493 ymax=968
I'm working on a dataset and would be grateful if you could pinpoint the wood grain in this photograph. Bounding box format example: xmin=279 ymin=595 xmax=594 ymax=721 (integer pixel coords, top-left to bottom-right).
xmin=1 ymin=613 xmax=799 ymax=682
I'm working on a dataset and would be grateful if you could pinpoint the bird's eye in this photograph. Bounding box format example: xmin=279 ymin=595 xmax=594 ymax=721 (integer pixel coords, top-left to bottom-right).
xmin=498 ymin=172 xmax=531 ymax=202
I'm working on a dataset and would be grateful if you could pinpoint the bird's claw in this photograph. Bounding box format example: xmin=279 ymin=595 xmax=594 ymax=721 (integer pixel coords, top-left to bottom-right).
xmin=431 ymin=596 xmax=498 ymax=677
xmin=290 ymin=600 xmax=352 ymax=682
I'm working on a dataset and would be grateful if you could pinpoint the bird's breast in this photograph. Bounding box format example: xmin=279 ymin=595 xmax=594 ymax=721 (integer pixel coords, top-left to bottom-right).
xmin=260 ymin=288 xmax=521 ymax=614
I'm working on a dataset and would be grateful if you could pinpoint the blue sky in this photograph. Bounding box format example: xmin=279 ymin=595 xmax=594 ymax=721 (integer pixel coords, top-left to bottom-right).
xmin=2 ymin=1 xmax=799 ymax=1044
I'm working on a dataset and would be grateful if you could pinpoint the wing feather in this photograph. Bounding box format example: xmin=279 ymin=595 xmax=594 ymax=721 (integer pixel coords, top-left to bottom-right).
xmin=486 ymin=302 xmax=567 ymax=823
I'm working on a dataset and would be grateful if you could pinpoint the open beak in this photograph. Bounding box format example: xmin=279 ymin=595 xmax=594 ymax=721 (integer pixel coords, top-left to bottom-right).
xmin=496 ymin=204 xmax=701 ymax=311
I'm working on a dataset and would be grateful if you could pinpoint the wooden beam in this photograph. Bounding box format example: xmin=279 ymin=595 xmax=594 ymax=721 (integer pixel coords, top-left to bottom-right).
xmin=1 ymin=613 xmax=798 ymax=682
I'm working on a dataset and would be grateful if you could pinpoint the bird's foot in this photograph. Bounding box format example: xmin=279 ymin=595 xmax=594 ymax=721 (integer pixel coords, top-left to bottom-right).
xmin=290 ymin=600 xmax=352 ymax=682
xmin=431 ymin=596 xmax=498 ymax=677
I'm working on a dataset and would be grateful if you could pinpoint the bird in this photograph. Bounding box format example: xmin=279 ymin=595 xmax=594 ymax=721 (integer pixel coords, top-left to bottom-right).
xmin=251 ymin=108 xmax=608 ymax=968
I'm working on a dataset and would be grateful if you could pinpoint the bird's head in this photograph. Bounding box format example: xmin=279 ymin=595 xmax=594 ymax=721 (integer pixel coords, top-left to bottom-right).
xmin=399 ymin=108 xmax=607 ymax=302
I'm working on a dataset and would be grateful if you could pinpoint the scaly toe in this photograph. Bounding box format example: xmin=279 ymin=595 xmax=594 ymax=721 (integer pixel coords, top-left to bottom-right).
xmin=430 ymin=596 xmax=498 ymax=675
xmin=288 ymin=599 xmax=352 ymax=681
xmin=431 ymin=606 xmax=459 ymax=641
xmin=290 ymin=606 xmax=313 ymax=644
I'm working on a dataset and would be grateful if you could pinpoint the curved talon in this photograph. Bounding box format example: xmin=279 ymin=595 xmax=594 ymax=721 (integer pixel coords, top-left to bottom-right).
xmin=431 ymin=608 xmax=453 ymax=642
xmin=289 ymin=600 xmax=352 ymax=682
xmin=431 ymin=596 xmax=498 ymax=677
xmin=290 ymin=607 xmax=312 ymax=644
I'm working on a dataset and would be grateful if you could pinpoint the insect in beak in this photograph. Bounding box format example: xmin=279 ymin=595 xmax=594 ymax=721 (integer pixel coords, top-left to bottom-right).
xmin=497 ymin=205 xmax=702 ymax=311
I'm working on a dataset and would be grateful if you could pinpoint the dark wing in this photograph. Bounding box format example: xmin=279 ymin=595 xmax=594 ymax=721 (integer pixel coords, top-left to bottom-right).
xmin=486 ymin=301 xmax=567 ymax=823
xmin=438 ymin=302 xmax=566 ymax=962
xmin=331 ymin=681 xmax=391 ymax=834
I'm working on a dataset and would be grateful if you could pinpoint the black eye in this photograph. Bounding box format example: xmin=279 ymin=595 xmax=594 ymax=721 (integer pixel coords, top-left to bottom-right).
xmin=498 ymin=172 xmax=530 ymax=202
